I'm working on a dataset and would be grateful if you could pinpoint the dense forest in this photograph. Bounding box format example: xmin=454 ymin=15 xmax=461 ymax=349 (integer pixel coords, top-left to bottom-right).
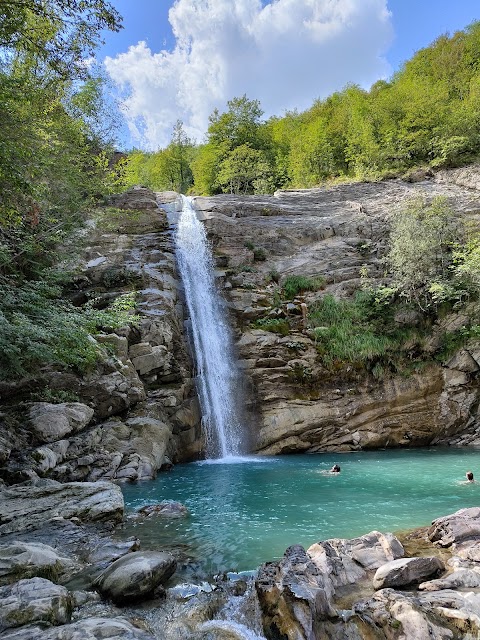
xmin=124 ymin=21 xmax=480 ymax=194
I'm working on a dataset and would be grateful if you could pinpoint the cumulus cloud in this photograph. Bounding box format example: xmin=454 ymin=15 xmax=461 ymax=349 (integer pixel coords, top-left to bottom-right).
xmin=105 ymin=0 xmax=393 ymax=150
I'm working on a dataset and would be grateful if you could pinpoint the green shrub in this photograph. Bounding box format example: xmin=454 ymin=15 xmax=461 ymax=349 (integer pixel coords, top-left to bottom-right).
xmin=253 ymin=247 xmax=267 ymax=261
xmin=251 ymin=317 xmax=290 ymax=335
xmin=282 ymin=275 xmax=325 ymax=299
xmin=0 ymin=280 xmax=138 ymax=380
xmin=309 ymin=294 xmax=421 ymax=374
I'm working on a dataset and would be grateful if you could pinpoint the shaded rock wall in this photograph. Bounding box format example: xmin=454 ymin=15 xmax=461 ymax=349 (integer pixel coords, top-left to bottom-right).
xmin=0 ymin=187 xmax=203 ymax=484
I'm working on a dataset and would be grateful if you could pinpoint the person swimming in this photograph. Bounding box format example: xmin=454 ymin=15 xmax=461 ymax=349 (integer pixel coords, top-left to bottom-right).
xmin=466 ymin=471 xmax=475 ymax=483
xmin=330 ymin=464 xmax=341 ymax=473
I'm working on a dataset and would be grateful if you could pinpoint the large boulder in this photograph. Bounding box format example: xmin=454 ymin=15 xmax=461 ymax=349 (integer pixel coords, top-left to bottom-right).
xmin=372 ymin=556 xmax=444 ymax=590
xmin=307 ymin=530 xmax=404 ymax=590
xmin=428 ymin=507 xmax=480 ymax=547
xmin=0 ymin=541 xmax=76 ymax=585
xmin=0 ymin=481 xmax=124 ymax=534
xmin=28 ymin=403 xmax=94 ymax=444
xmin=94 ymin=551 xmax=177 ymax=604
xmin=0 ymin=578 xmax=73 ymax=632
xmin=255 ymin=544 xmax=336 ymax=640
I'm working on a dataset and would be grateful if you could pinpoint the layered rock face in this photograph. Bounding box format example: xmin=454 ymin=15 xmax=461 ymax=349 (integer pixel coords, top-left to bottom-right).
xmin=0 ymin=187 xmax=202 ymax=484
xmin=193 ymin=170 xmax=480 ymax=454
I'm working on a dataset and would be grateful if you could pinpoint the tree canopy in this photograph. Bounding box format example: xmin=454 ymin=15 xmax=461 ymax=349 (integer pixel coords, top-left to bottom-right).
xmin=122 ymin=21 xmax=480 ymax=195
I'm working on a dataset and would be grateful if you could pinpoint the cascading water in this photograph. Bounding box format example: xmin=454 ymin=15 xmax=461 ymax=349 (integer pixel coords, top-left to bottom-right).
xmin=174 ymin=195 xmax=245 ymax=459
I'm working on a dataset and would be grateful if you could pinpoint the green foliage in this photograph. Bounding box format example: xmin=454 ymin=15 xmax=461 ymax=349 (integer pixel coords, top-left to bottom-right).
xmin=30 ymin=387 xmax=81 ymax=403
xmin=0 ymin=280 xmax=138 ymax=380
xmin=309 ymin=294 xmax=421 ymax=373
xmin=122 ymin=121 xmax=195 ymax=193
xmin=386 ymin=197 xmax=461 ymax=310
xmin=0 ymin=0 xmax=122 ymax=79
xmin=282 ymin=275 xmax=325 ymax=299
xmin=251 ymin=317 xmax=290 ymax=335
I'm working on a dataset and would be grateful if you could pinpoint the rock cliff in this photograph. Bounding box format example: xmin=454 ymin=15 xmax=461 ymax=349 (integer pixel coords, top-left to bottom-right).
xmin=0 ymin=187 xmax=203 ymax=484
xmin=193 ymin=169 xmax=480 ymax=454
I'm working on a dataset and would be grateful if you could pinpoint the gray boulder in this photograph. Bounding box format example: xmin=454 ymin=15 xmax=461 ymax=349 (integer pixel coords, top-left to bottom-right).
xmin=255 ymin=544 xmax=337 ymax=640
xmin=308 ymin=530 xmax=404 ymax=590
xmin=419 ymin=567 xmax=480 ymax=591
xmin=373 ymin=556 xmax=444 ymax=590
xmin=0 ymin=617 xmax=155 ymax=639
xmin=428 ymin=507 xmax=480 ymax=547
xmin=0 ymin=541 xmax=76 ymax=585
xmin=0 ymin=577 xmax=73 ymax=632
xmin=0 ymin=481 xmax=124 ymax=534
xmin=94 ymin=551 xmax=176 ymax=604
xmin=28 ymin=402 xmax=94 ymax=443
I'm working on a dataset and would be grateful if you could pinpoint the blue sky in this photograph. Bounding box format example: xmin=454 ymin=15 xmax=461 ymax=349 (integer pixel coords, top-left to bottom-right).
xmin=98 ymin=1 xmax=479 ymax=150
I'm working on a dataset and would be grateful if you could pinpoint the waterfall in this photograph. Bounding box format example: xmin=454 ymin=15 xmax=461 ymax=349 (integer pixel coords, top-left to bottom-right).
xmin=174 ymin=195 xmax=245 ymax=459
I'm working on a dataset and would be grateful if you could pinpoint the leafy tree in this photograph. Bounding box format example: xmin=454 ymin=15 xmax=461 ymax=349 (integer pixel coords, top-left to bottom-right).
xmin=216 ymin=144 xmax=264 ymax=194
xmin=386 ymin=197 xmax=461 ymax=310
xmin=0 ymin=0 xmax=122 ymax=78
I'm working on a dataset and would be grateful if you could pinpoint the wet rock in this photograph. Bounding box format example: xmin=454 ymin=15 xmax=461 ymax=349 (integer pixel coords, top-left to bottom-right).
xmin=28 ymin=403 xmax=94 ymax=444
xmin=94 ymin=551 xmax=177 ymax=604
xmin=372 ymin=556 xmax=444 ymax=590
xmin=0 ymin=578 xmax=73 ymax=632
xmin=0 ymin=481 xmax=124 ymax=534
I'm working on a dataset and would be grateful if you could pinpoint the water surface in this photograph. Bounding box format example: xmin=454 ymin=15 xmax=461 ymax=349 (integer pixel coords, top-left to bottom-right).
xmin=121 ymin=449 xmax=480 ymax=575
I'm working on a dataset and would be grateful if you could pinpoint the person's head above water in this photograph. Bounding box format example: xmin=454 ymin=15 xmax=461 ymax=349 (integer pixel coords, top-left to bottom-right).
xmin=331 ymin=464 xmax=341 ymax=473
xmin=466 ymin=471 xmax=474 ymax=482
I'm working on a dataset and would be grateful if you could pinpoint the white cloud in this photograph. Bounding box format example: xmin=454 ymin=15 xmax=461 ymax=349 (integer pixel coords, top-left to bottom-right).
xmin=104 ymin=0 xmax=393 ymax=150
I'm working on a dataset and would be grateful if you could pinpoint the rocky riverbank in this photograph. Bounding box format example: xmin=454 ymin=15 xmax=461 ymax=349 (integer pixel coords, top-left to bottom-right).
xmin=3 ymin=476 xmax=480 ymax=639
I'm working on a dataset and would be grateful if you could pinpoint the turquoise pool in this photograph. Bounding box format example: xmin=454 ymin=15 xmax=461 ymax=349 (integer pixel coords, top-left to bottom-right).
xmin=120 ymin=449 xmax=480 ymax=575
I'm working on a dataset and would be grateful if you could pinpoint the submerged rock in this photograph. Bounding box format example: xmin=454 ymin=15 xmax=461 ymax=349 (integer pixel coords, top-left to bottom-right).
xmin=136 ymin=501 xmax=189 ymax=518
xmin=94 ymin=551 xmax=177 ymax=604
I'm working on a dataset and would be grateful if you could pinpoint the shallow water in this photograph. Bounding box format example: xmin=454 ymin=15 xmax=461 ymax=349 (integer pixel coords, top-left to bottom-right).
xmin=121 ymin=448 xmax=480 ymax=575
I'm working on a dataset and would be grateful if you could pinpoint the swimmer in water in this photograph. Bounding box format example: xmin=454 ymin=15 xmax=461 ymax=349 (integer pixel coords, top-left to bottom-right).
xmin=320 ymin=464 xmax=341 ymax=475
xmin=466 ymin=471 xmax=475 ymax=483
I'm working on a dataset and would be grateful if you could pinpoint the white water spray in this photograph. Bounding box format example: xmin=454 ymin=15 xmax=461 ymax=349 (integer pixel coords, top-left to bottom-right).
xmin=174 ymin=195 xmax=244 ymax=459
